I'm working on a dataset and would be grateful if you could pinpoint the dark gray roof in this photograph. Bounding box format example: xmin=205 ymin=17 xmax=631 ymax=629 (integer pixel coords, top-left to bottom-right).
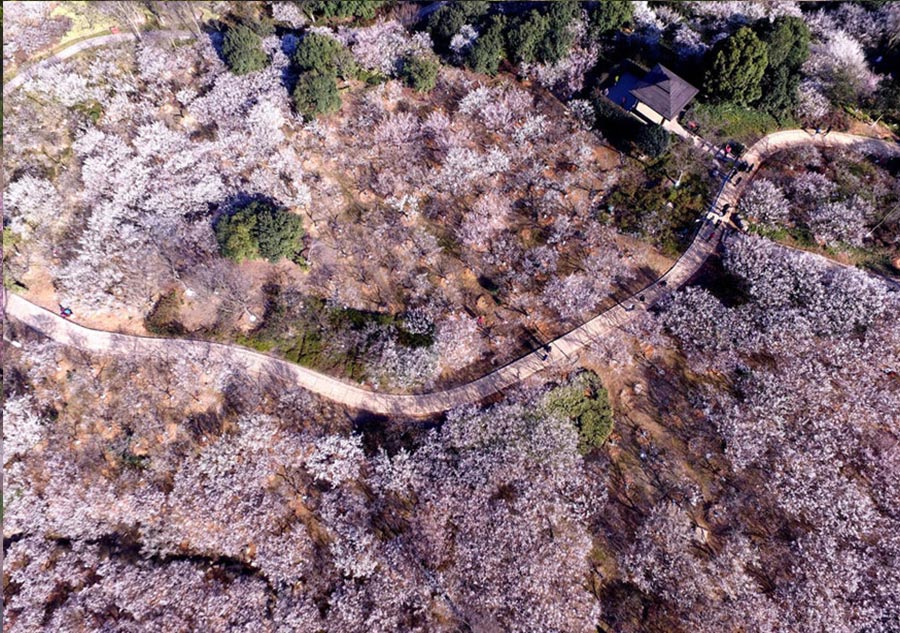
xmin=629 ymin=64 xmax=699 ymax=120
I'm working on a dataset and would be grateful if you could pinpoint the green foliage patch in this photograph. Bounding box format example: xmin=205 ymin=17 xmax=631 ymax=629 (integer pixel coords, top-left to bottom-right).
xmin=215 ymin=201 xmax=305 ymax=263
xmin=703 ymin=27 xmax=768 ymax=105
xmin=544 ymin=371 xmax=614 ymax=454
xmin=303 ymin=0 xmax=384 ymax=21
xmin=292 ymin=71 xmax=341 ymax=119
xmin=145 ymin=290 xmax=186 ymax=335
xmin=401 ymin=55 xmax=440 ymax=92
xmin=222 ymin=24 xmax=268 ymax=75
xmin=293 ymin=31 xmax=349 ymax=76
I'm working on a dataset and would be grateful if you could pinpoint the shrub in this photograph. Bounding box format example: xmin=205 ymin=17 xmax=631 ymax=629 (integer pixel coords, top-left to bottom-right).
xmin=222 ymin=25 xmax=268 ymax=75
xmin=545 ymin=371 xmax=614 ymax=454
xmin=215 ymin=201 xmax=304 ymax=263
xmin=401 ymin=55 xmax=439 ymax=92
xmin=634 ymin=124 xmax=670 ymax=158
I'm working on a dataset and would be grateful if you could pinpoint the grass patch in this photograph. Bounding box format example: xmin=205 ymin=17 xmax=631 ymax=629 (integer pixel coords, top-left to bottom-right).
xmin=688 ymin=102 xmax=792 ymax=145
xmin=145 ymin=290 xmax=186 ymax=335
xmin=72 ymin=99 xmax=104 ymax=123
xmin=51 ymin=2 xmax=118 ymax=42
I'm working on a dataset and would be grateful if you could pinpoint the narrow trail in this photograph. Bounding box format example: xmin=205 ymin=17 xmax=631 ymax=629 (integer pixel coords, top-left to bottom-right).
xmin=4 ymin=31 xmax=898 ymax=415
xmin=3 ymin=30 xmax=194 ymax=96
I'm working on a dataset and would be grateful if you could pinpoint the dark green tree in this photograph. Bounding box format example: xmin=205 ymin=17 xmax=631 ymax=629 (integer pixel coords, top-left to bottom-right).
xmin=506 ymin=0 xmax=578 ymax=65
xmin=401 ymin=55 xmax=440 ymax=92
xmin=537 ymin=0 xmax=579 ymax=63
xmin=759 ymin=16 xmax=810 ymax=68
xmin=870 ymin=76 xmax=900 ymax=126
xmin=300 ymin=0 xmax=384 ymax=20
xmin=222 ymin=24 xmax=268 ymax=75
xmin=467 ymin=15 xmax=507 ymax=75
xmin=703 ymin=27 xmax=769 ymax=105
xmin=427 ymin=1 xmax=489 ymax=51
xmin=216 ymin=201 xmax=304 ymax=263
xmin=292 ymin=72 xmax=341 ymax=119
xmin=634 ymin=124 xmax=670 ymax=158
xmin=507 ymin=11 xmax=550 ymax=64
xmin=293 ymin=32 xmax=349 ymax=77
xmin=756 ymin=16 xmax=810 ymax=116
xmin=588 ymin=0 xmax=633 ymax=38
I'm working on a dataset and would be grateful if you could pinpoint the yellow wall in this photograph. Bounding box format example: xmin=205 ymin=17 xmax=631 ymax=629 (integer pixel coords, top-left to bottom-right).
xmin=635 ymin=101 xmax=667 ymax=125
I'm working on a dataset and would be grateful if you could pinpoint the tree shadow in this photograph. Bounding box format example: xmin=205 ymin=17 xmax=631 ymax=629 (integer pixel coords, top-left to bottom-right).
xmin=350 ymin=409 xmax=445 ymax=457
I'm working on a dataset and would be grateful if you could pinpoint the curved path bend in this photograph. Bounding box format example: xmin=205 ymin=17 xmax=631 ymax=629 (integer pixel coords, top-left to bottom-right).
xmin=4 ymin=228 xmax=720 ymax=416
xmin=3 ymin=29 xmax=898 ymax=415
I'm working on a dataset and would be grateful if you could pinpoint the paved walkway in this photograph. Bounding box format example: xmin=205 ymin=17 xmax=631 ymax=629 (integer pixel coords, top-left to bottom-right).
xmin=4 ymin=32 xmax=898 ymax=415
xmin=715 ymin=130 xmax=900 ymax=218
xmin=4 ymin=221 xmax=721 ymax=416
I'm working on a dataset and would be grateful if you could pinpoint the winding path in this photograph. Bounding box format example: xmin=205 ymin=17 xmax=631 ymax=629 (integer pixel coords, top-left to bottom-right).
xmin=3 ymin=31 xmax=898 ymax=415
xmin=3 ymin=30 xmax=195 ymax=97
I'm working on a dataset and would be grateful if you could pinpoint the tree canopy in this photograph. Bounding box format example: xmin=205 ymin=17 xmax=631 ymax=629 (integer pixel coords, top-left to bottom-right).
xmin=506 ymin=0 xmax=579 ymax=64
xmin=401 ymin=55 xmax=440 ymax=92
xmin=507 ymin=11 xmax=550 ymax=64
xmin=703 ymin=27 xmax=769 ymax=105
xmin=588 ymin=0 xmax=633 ymax=38
xmin=545 ymin=371 xmax=614 ymax=454
xmin=467 ymin=15 xmax=507 ymax=75
xmin=292 ymin=71 xmax=341 ymax=119
xmin=427 ymin=1 xmax=489 ymax=51
xmin=756 ymin=16 xmax=810 ymax=115
xmin=634 ymin=124 xmax=670 ymax=158
xmin=293 ymin=32 xmax=348 ymax=77
xmin=301 ymin=0 xmax=384 ymax=20
xmin=222 ymin=24 xmax=268 ymax=75
xmin=215 ymin=201 xmax=304 ymax=263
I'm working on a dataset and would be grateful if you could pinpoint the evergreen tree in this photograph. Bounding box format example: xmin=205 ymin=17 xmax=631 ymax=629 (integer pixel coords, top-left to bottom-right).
xmin=293 ymin=32 xmax=348 ymax=77
xmin=467 ymin=15 xmax=507 ymax=75
xmin=222 ymin=25 xmax=268 ymax=75
xmin=507 ymin=11 xmax=550 ymax=64
xmin=292 ymin=72 xmax=341 ymax=119
xmin=588 ymin=0 xmax=633 ymax=38
xmin=703 ymin=27 xmax=769 ymax=105
xmin=302 ymin=0 xmax=384 ymax=20
xmin=634 ymin=124 xmax=670 ymax=158
xmin=756 ymin=16 xmax=810 ymax=116
xmin=216 ymin=201 xmax=304 ymax=263
xmin=401 ymin=56 xmax=440 ymax=93
xmin=537 ymin=0 xmax=579 ymax=63
xmin=427 ymin=1 xmax=490 ymax=51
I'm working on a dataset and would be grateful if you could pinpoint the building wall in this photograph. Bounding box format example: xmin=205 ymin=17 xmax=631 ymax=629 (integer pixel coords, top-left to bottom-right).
xmin=635 ymin=101 xmax=667 ymax=125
